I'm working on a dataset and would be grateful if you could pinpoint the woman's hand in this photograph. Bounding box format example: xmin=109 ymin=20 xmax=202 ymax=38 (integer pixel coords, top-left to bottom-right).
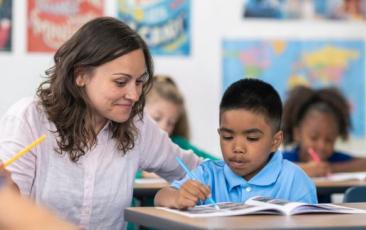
xmin=0 ymin=164 xmax=20 ymax=193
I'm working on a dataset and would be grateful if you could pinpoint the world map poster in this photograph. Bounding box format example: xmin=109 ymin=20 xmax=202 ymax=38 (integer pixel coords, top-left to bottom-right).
xmin=222 ymin=40 xmax=365 ymax=137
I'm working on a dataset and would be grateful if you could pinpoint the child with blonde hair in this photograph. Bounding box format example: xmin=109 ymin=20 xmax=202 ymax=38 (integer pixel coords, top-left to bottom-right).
xmin=146 ymin=75 xmax=217 ymax=160
xmin=136 ymin=75 xmax=217 ymax=179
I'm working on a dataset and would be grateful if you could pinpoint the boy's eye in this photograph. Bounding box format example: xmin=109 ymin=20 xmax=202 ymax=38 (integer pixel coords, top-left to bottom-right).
xmin=247 ymin=137 xmax=259 ymax=142
xmin=221 ymin=135 xmax=233 ymax=140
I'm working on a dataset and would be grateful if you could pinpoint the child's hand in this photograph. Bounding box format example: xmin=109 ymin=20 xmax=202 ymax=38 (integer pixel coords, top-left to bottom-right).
xmin=305 ymin=161 xmax=331 ymax=177
xmin=175 ymin=179 xmax=211 ymax=210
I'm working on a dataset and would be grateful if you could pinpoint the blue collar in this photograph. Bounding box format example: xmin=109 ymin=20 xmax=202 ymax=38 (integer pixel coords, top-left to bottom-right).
xmin=224 ymin=151 xmax=283 ymax=191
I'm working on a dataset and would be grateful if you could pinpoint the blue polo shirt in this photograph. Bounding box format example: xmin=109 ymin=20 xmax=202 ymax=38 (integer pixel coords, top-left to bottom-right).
xmin=171 ymin=151 xmax=317 ymax=204
xmin=282 ymin=146 xmax=353 ymax=163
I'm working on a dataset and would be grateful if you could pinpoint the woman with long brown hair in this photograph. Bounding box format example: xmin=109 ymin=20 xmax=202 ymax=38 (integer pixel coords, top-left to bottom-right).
xmin=0 ymin=17 xmax=201 ymax=229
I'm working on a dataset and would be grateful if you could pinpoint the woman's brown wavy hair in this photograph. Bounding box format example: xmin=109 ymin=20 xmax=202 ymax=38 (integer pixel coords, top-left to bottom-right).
xmin=37 ymin=17 xmax=154 ymax=162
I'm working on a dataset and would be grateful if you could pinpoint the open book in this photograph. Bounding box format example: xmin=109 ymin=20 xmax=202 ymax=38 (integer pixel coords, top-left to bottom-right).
xmin=158 ymin=196 xmax=366 ymax=217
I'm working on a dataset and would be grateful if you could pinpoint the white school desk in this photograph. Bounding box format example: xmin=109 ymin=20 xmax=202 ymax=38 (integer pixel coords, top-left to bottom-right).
xmin=132 ymin=178 xmax=366 ymax=204
xmin=133 ymin=178 xmax=169 ymax=206
xmin=133 ymin=178 xmax=168 ymax=198
xmin=125 ymin=203 xmax=366 ymax=230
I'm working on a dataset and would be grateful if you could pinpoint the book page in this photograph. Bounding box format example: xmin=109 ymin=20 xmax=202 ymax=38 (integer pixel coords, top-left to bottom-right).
xmin=157 ymin=202 xmax=279 ymax=218
xmin=288 ymin=203 xmax=366 ymax=215
xmin=157 ymin=197 xmax=366 ymax=217
xmin=246 ymin=196 xmax=366 ymax=215
xmin=324 ymin=172 xmax=366 ymax=182
xmin=246 ymin=196 xmax=305 ymax=215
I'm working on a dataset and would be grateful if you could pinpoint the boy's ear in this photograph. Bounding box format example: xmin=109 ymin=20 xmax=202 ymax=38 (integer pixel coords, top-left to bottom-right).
xmin=271 ymin=131 xmax=283 ymax=152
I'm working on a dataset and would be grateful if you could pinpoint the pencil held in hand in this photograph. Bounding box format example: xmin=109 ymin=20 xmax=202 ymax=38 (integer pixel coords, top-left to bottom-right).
xmin=175 ymin=157 xmax=220 ymax=210
xmin=0 ymin=135 xmax=47 ymax=170
xmin=308 ymin=148 xmax=321 ymax=162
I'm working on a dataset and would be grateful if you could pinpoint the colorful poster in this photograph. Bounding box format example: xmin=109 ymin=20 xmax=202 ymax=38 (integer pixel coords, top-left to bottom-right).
xmin=117 ymin=0 xmax=191 ymax=56
xmin=223 ymin=40 xmax=365 ymax=137
xmin=243 ymin=0 xmax=304 ymax=19
xmin=0 ymin=0 xmax=12 ymax=51
xmin=314 ymin=0 xmax=366 ymax=21
xmin=27 ymin=0 xmax=104 ymax=53
xmin=243 ymin=0 xmax=366 ymax=21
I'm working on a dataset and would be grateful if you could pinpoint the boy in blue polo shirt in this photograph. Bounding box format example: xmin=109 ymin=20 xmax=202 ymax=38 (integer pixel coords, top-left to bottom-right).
xmin=155 ymin=79 xmax=317 ymax=210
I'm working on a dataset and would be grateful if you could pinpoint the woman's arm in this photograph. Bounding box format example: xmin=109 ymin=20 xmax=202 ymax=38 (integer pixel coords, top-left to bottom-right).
xmin=0 ymin=168 xmax=19 ymax=193
xmin=137 ymin=114 xmax=202 ymax=182
xmin=171 ymin=136 xmax=219 ymax=160
xmin=0 ymin=113 xmax=37 ymax=195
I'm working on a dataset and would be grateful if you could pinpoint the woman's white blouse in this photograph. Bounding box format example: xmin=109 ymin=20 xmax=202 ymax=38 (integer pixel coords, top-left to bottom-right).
xmin=0 ymin=98 xmax=202 ymax=229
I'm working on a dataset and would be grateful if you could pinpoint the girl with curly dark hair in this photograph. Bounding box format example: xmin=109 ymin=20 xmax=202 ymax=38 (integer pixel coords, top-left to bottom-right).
xmin=282 ymin=85 xmax=366 ymax=177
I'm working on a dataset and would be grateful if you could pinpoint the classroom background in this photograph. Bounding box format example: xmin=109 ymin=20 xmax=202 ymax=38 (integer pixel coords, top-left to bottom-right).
xmin=0 ymin=0 xmax=366 ymax=158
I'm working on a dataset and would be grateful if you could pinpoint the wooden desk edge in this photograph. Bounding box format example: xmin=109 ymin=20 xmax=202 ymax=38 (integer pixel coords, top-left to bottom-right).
xmin=125 ymin=203 xmax=366 ymax=230
xmin=125 ymin=207 xmax=207 ymax=230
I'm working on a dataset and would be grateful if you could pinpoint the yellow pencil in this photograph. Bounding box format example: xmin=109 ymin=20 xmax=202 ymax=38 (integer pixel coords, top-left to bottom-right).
xmin=0 ymin=135 xmax=47 ymax=169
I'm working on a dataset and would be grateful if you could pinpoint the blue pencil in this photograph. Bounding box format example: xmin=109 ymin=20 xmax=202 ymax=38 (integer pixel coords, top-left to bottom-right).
xmin=176 ymin=157 xmax=220 ymax=210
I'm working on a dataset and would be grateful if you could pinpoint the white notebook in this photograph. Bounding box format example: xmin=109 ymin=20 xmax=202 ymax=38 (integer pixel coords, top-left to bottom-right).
xmin=158 ymin=196 xmax=366 ymax=217
xmin=317 ymin=172 xmax=366 ymax=182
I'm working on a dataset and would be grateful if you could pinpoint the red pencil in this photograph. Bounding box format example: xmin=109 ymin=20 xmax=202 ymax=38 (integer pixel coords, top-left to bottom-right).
xmin=308 ymin=148 xmax=321 ymax=162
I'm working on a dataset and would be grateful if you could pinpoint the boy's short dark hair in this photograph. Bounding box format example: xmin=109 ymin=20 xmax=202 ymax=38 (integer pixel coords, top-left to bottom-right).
xmin=220 ymin=78 xmax=282 ymax=132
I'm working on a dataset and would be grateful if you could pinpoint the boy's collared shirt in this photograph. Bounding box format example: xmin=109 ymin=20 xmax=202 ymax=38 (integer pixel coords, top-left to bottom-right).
xmin=171 ymin=151 xmax=318 ymax=204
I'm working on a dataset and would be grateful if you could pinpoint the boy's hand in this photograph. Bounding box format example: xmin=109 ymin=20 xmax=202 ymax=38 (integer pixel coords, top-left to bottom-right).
xmin=175 ymin=179 xmax=211 ymax=210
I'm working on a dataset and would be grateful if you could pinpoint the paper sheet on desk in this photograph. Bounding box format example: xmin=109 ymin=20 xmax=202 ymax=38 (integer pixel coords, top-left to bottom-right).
xmin=317 ymin=172 xmax=366 ymax=181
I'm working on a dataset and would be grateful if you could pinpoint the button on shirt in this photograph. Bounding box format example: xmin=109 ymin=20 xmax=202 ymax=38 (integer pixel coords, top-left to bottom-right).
xmin=0 ymin=98 xmax=202 ymax=229
xmin=171 ymin=152 xmax=318 ymax=204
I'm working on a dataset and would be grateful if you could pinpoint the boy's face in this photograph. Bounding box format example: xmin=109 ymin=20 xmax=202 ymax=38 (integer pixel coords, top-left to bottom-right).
xmin=294 ymin=110 xmax=339 ymax=161
xmin=218 ymin=109 xmax=283 ymax=181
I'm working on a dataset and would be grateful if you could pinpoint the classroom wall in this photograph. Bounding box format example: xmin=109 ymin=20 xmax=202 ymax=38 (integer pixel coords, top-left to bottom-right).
xmin=1 ymin=0 xmax=366 ymax=157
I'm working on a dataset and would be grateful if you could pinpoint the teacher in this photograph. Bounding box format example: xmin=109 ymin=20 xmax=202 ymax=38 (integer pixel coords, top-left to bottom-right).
xmin=0 ymin=17 xmax=201 ymax=229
